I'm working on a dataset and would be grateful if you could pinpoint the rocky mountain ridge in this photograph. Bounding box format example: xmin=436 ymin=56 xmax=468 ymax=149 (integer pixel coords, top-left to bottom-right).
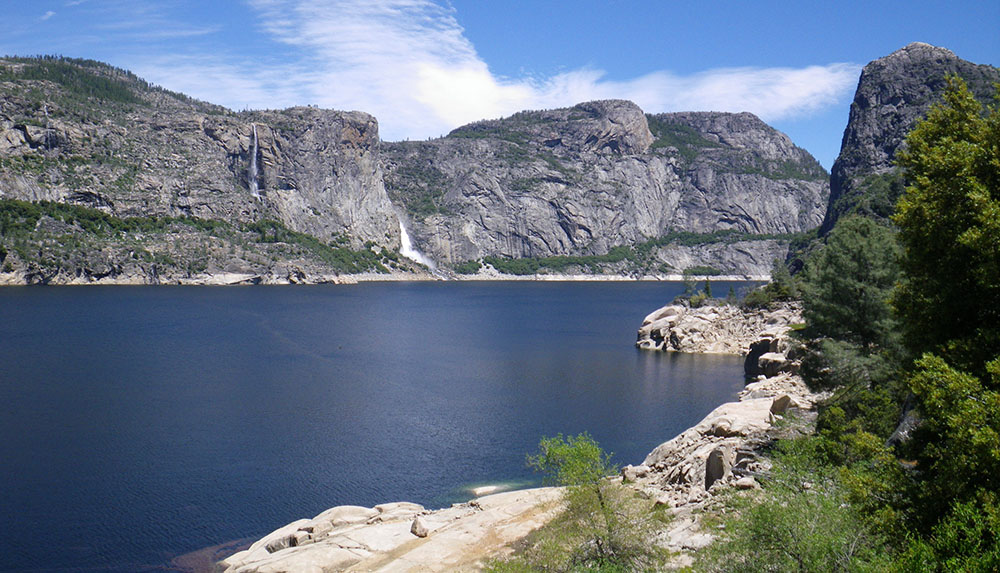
xmin=0 ymin=57 xmax=399 ymax=248
xmin=821 ymin=42 xmax=1000 ymax=233
xmin=0 ymin=57 xmax=831 ymax=282
xmin=3 ymin=44 xmax=995 ymax=283
xmin=383 ymin=100 xmax=828 ymax=276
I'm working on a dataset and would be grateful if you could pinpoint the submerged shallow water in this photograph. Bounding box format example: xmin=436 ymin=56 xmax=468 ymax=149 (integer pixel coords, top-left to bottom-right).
xmin=0 ymin=281 xmax=750 ymax=571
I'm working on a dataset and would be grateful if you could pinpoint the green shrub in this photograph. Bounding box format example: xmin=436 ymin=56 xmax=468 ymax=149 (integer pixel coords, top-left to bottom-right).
xmin=688 ymin=291 xmax=710 ymax=308
xmin=487 ymin=434 xmax=668 ymax=572
xmin=699 ymin=438 xmax=892 ymax=572
xmin=896 ymin=497 xmax=1000 ymax=572
xmin=682 ymin=265 xmax=722 ymax=276
xmin=740 ymin=260 xmax=799 ymax=309
xmin=452 ymin=259 xmax=482 ymax=274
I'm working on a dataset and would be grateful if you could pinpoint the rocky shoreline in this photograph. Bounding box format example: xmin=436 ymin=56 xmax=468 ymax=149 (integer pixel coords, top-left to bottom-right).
xmin=0 ymin=269 xmax=765 ymax=286
xmin=217 ymin=301 xmax=815 ymax=572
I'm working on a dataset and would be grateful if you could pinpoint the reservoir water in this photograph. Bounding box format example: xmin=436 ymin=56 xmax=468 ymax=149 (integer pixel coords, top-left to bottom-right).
xmin=0 ymin=282 xmax=749 ymax=571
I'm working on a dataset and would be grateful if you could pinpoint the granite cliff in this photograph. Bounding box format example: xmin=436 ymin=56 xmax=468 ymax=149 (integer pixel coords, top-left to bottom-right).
xmin=0 ymin=57 xmax=830 ymax=282
xmin=383 ymin=101 xmax=829 ymax=276
xmin=21 ymin=48 xmax=1000 ymax=282
xmin=821 ymin=42 xmax=1000 ymax=234
xmin=0 ymin=58 xmax=399 ymax=247
xmin=0 ymin=57 xmax=416 ymax=283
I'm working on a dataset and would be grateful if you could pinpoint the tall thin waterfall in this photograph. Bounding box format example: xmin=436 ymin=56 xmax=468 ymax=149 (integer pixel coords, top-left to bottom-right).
xmin=399 ymin=220 xmax=436 ymax=269
xmin=248 ymin=123 xmax=259 ymax=198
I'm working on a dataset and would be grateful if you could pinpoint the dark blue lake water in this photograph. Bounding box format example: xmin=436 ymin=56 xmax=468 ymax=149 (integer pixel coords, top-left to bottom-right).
xmin=0 ymin=282 xmax=749 ymax=571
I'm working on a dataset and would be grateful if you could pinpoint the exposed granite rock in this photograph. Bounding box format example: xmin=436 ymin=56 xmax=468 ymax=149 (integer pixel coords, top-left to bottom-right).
xmin=822 ymin=43 xmax=1000 ymax=233
xmin=1 ymin=58 xmax=831 ymax=280
xmin=219 ymin=488 xmax=563 ymax=573
xmin=636 ymin=302 xmax=802 ymax=355
xmin=383 ymin=101 xmax=828 ymax=273
xmin=0 ymin=58 xmax=400 ymax=250
xmin=628 ymin=305 xmax=819 ymax=567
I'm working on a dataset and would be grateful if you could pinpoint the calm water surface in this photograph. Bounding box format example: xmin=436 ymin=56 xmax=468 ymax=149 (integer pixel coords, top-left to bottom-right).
xmin=0 ymin=282 xmax=749 ymax=571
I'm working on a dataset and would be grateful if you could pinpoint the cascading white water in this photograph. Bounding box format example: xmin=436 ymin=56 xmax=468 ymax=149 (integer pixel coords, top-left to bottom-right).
xmin=248 ymin=123 xmax=259 ymax=198
xmin=399 ymin=221 xmax=436 ymax=268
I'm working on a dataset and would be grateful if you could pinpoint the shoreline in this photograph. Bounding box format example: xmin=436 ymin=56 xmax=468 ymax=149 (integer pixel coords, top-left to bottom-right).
xmin=0 ymin=270 xmax=768 ymax=286
xmin=214 ymin=300 xmax=811 ymax=572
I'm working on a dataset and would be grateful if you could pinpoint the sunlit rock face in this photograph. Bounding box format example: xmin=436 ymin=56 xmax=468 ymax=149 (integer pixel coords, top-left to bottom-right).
xmin=0 ymin=57 xmax=401 ymax=250
xmin=822 ymin=42 xmax=1000 ymax=234
xmin=382 ymin=99 xmax=829 ymax=271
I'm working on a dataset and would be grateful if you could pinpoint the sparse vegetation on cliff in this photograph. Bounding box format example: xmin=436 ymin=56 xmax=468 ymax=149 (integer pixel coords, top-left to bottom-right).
xmin=0 ymin=198 xmax=402 ymax=281
xmin=465 ymin=230 xmax=809 ymax=276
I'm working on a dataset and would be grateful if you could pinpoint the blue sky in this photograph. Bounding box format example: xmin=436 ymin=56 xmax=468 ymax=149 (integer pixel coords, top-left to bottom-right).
xmin=2 ymin=1 xmax=998 ymax=169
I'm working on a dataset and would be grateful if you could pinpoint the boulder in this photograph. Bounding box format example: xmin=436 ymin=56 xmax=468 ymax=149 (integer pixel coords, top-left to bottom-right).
xmin=770 ymin=394 xmax=794 ymax=415
xmin=312 ymin=505 xmax=379 ymax=527
xmin=621 ymin=464 xmax=651 ymax=482
xmin=887 ymin=408 xmax=922 ymax=447
xmin=744 ymin=339 xmax=772 ymax=377
xmin=372 ymin=501 xmax=425 ymax=523
xmin=291 ymin=530 xmax=313 ymax=547
xmin=758 ymin=352 xmax=791 ymax=377
xmin=705 ymin=447 xmax=730 ymax=490
xmin=410 ymin=516 xmax=429 ymax=538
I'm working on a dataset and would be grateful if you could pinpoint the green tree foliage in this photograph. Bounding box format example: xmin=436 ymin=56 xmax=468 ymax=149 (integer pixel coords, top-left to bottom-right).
xmin=452 ymin=259 xmax=482 ymax=274
xmin=698 ymin=440 xmax=891 ymax=572
xmin=708 ymin=78 xmax=1000 ymax=572
xmin=905 ymin=355 xmax=1000 ymax=527
xmin=740 ymin=259 xmax=800 ymax=309
xmin=489 ymin=434 xmax=666 ymax=572
xmin=893 ymin=76 xmax=1000 ymax=379
xmin=479 ymin=230 xmax=810 ymax=276
xmin=797 ymin=216 xmax=903 ymax=396
xmin=0 ymin=199 xmax=393 ymax=275
xmin=890 ymin=77 xmax=1000 ymax=567
xmin=897 ymin=497 xmax=1000 ymax=572
xmin=801 ymin=216 xmax=901 ymax=350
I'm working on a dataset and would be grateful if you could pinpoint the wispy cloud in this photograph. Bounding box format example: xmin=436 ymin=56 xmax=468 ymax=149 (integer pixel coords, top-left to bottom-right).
xmin=136 ymin=0 xmax=861 ymax=141
xmin=41 ymin=11 xmax=56 ymax=21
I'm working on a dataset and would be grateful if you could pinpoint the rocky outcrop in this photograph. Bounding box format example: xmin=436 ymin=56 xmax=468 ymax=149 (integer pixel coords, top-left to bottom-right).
xmin=636 ymin=302 xmax=802 ymax=355
xmin=627 ymin=303 xmax=818 ymax=566
xmin=821 ymin=43 xmax=1000 ymax=233
xmin=622 ymin=371 xmax=816 ymax=566
xmin=219 ymin=488 xmax=563 ymax=573
xmin=383 ymin=101 xmax=828 ymax=273
xmin=0 ymin=57 xmax=400 ymax=250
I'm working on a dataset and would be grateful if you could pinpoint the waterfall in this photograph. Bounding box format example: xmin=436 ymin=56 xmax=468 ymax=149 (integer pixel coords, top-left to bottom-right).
xmin=399 ymin=221 xmax=436 ymax=269
xmin=248 ymin=123 xmax=259 ymax=198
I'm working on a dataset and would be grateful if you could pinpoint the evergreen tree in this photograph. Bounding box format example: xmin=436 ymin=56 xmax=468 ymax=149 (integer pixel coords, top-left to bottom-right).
xmin=893 ymin=76 xmax=1000 ymax=379
xmin=802 ymin=215 xmax=901 ymax=350
xmin=892 ymin=77 xmax=1000 ymax=566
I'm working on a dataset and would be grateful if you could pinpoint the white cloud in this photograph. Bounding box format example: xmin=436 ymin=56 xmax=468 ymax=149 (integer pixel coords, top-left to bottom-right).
xmin=137 ymin=0 xmax=861 ymax=141
xmin=41 ymin=11 xmax=56 ymax=21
